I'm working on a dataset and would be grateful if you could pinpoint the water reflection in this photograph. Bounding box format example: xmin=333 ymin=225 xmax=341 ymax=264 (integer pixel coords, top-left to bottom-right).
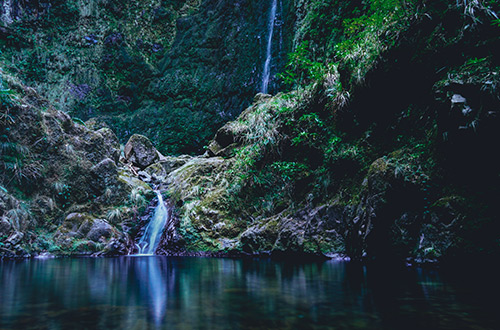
xmin=134 ymin=256 xmax=170 ymax=325
xmin=0 ymin=257 xmax=498 ymax=329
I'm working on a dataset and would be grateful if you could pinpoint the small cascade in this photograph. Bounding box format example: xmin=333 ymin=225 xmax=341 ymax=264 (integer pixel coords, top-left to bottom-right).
xmin=135 ymin=191 xmax=171 ymax=255
xmin=261 ymin=0 xmax=278 ymax=94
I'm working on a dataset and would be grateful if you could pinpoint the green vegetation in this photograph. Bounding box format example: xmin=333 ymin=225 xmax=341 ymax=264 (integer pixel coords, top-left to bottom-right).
xmin=0 ymin=0 xmax=295 ymax=155
xmin=2 ymin=0 xmax=500 ymax=260
xmin=164 ymin=0 xmax=500 ymax=260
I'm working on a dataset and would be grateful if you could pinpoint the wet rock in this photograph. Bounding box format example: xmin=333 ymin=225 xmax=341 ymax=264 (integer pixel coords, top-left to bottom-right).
xmin=145 ymin=155 xmax=193 ymax=177
xmin=207 ymin=126 xmax=237 ymax=157
xmin=99 ymin=235 xmax=133 ymax=256
xmin=56 ymin=213 xmax=113 ymax=242
xmin=207 ymin=141 xmax=238 ymax=158
xmin=124 ymin=134 xmax=160 ymax=169
xmin=72 ymin=240 xmax=98 ymax=254
xmin=240 ymin=221 xmax=278 ymax=253
xmin=137 ymin=171 xmax=152 ymax=183
xmin=220 ymin=238 xmax=239 ymax=250
xmin=56 ymin=213 xmax=93 ymax=237
xmin=214 ymin=126 xmax=235 ymax=149
xmin=118 ymin=169 xmax=153 ymax=196
xmin=240 ymin=204 xmax=346 ymax=256
xmin=275 ymin=205 xmax=346 ymax=255
xmin=273 ymin=218 xmax=306 ymax=252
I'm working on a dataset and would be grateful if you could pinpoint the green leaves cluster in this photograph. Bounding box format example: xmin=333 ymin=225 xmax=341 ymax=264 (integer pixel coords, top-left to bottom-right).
xmin=279 ymin=41 xmax=330 ymax=88
xmin=270 ymin=161 xmax=310 ymax=181
xmin=289 ymin=112 xmax=326 ymax=148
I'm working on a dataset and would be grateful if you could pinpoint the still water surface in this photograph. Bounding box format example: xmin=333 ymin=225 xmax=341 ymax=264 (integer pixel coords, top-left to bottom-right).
xmin=0 ymin=257 xmax=498 ymax=329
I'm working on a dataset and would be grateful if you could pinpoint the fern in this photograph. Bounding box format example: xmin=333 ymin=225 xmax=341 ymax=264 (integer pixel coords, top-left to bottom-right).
xmin=107 ymin=208 xmax=123 ymax=224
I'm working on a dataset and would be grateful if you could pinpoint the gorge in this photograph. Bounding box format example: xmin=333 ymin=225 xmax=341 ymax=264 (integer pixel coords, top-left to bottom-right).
xmin=1 ymin=0 xmax=500 ymax=327
xmin=1 ymin=0 xmax=499 ymax=262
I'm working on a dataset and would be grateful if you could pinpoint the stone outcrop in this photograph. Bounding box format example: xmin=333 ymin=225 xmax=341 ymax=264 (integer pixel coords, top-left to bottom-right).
xmin=54 ymin=212 xmax=122 ymax=254
xmin=124 ymin=134 xmax=160 ymax=169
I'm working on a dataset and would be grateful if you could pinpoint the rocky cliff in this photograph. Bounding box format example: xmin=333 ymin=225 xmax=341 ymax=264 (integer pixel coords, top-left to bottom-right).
xmin=1 ymin=69 xmax=154 ymax=256
xmin=0 ymin=0 xmax=294 ymax=154
xmin=2 ymin=0 xmax=500 ymax=262
xmin=155 ymin=0 xmax=500 ymax=262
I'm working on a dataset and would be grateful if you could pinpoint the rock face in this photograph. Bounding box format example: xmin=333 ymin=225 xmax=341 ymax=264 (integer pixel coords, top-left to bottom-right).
xmin=0 ymin=0 xmax=294 ymax=154
xmin=0 ymin=72 xmax=154 ymax=258
xmin=124 ymin=134 xmax=160 ymax=169
xmin=97 ymin=128 xmax=121 ymax=163
xmin=240 ymin=205 xmax=346 ymax=256
xmin=54 ymin=212 xmax=122 ymax=254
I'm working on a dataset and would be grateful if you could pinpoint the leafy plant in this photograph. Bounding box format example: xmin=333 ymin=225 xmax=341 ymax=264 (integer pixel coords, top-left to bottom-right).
xmin=279 ymin=41 xmax=333 ymax=88
xmin=270 ymin=162 xmax=309 ymax=181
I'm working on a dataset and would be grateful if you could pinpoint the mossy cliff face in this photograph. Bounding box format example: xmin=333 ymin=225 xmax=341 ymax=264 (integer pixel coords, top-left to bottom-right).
xmin=160 ymin=0 xmax=500 ymax=262
xmin=0 ymin=0 xmax=294 ymax=155
xmin=1 ymin=70 xmax=153 ymax=257
xmin=2 ymin=0 xmax=500 ymax=261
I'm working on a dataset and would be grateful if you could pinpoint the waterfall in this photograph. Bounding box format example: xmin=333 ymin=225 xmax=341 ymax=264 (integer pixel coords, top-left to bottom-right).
xmin=136 ymin=191 xmax=170 ymax=255
xmin=261 ymin=0 xmax=278 ymax=94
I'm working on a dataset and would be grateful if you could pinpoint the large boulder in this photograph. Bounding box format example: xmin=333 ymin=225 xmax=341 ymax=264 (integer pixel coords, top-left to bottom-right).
xmin=207 ymin=126 xmax=239 ymax=158
xmin=86 ymin=219 xmax=115 ymax=242
xmin=124 ymin=134 xmax=159 ymax=169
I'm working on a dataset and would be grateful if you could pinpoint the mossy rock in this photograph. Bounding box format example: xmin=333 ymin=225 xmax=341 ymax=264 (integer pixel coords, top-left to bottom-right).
xmin=144 ymin=155 xmax=192 ymax=177
xmin=55 ymin=213 xmax=118 ymax=251
xmin=96 ymin=128 xmax=121 ymax=163
xmin=91 ymin=158 xmax=119 ymax=190
xmin=118 ymin=169 xmax=154 ymax=196
xmin=124 ymin=134 xmax=160 ymax=169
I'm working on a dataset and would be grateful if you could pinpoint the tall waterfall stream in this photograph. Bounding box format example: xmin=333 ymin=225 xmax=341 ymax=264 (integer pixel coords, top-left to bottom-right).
xmin=261 ymin=0 xmax=278 ymax=94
